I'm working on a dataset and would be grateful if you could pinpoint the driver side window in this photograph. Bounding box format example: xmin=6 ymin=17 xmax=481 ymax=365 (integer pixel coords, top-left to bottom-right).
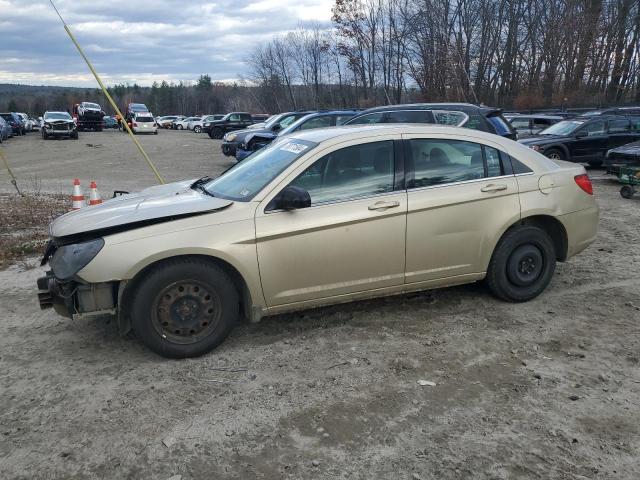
xmin=289 ymin=141 xmax=395 ymax=205
xmin=580 ymin=120 xmax=605 ymax=136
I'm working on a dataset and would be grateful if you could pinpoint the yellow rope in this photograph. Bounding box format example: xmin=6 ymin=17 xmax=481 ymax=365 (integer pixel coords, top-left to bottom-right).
xmin=0 ymin=147 xmax=23 ymax=195
xmin=49 ymin=1 xmax=165 ymax=184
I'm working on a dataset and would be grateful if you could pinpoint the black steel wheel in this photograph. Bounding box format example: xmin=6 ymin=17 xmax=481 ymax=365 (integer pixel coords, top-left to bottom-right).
xmin=486 ymin=225 xmax=556 ymax=302
xmin=130 ymin=258 xmax=239 ymax=358
xmin=209 ymin=127 xmax=223 ymax=139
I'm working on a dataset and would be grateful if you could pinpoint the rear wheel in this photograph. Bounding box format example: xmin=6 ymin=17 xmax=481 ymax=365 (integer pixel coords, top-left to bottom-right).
xmin=545 ymin=149 xmax=564 ymax=161
xmin=486 ymin=225 xmax=556 ymax=302
xmin=194 ymin=125 xmax=202 ymax=133
xmin=42 ymin=130 xmax=48 ymax=140
xmin=130 ymin=259 xmax=239 ymax=358
xmin=177 ymin=124 xmax=183 ymax=130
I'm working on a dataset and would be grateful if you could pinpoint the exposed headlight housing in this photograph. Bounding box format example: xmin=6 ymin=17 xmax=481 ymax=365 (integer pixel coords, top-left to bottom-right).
xmin=225 ymin=133 xmax=237 ymax=142
xmin=49 ymin=238 xmax=105 ymax=281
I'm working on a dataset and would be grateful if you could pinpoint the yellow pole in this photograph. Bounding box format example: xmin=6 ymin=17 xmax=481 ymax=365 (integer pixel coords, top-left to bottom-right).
xmin=49 ymin=1 xmax=165 ymax=184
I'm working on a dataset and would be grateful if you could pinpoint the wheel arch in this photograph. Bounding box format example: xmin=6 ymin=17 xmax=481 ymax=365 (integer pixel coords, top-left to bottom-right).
xmin=118 ymin=253 xmax=255 ymax=336
xmin=492 ymin=215 xmax=568 ymax=264
xmin=545 ymin=143 xmax=570 ymax=160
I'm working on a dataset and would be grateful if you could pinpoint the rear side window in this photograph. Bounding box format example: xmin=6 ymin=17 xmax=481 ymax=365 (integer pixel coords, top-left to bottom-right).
xmin=629 ymin=116 xmax=640 ymax=132
xmin=407 ymin=139 xmax=506 ymax=188
xmin=289 ymin=141 xmax=394 ymax=205
xmin=383 ymin=110 xmax=434 ymax=123
xmin=486 ymin=115 xmax=513 ymax=136
xmin=298 ymin=115 xmax=334 ymax=131
xmin=510 ymin=118 xmax=531 ymax=129
xmin=240 ymin=114 xmax=252 ymax=121
xmin=533 ymin=118 xmax=553 ymax=127
xmin=608 ymin=118 xmax=631 ymax=133
xmin=432 ymin=110 xmax=468 ymax=126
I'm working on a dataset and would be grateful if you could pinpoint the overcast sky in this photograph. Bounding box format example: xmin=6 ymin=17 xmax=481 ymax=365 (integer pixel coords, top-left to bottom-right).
xmin=0 ymin=0 xmax=333 ymax=87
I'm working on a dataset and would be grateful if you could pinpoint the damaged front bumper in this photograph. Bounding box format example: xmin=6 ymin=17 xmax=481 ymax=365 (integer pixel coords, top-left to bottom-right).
xmin=37 ymin=270 xmax=118 ymax=320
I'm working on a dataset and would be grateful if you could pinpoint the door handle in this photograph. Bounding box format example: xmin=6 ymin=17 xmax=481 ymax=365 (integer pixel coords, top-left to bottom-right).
xmin=481 ymin=184 xmax=508 ymax=193
xmin=368 ymin=200 xmax=400 ymax=211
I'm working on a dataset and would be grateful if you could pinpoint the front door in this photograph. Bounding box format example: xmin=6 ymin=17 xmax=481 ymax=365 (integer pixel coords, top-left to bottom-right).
xmin=403 ymin=136 xmax=521 ymax=284
xmin=255 ymin=139 xmax=407 ymax=307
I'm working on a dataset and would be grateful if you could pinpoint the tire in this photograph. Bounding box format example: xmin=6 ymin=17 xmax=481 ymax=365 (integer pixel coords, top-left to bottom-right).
xmin=129 ymin=258 xmax=239 ymax=358
xmin=72 ymin=132 xmax=79 ymax=140
xmin=544 ymin=148 xmax=565 ymax=161
xmin=42 ymin=130 xmax=48 ymax=140
xmin=209 ymin=127 xmax=223 ymax=139
xmin=486 ymin=225 xmax=556 ymax=302
xmin=154 ymin=130 xmax=158 ymax=135
xmin=178 ymin=124 xmax=183 ymax=130
xmin=620 ymin=185 xmax=635 ymax=199
xmin=194 ymin=126 xmax=202 ymax=133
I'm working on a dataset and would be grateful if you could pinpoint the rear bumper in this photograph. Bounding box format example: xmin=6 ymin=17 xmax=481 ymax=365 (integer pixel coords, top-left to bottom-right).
xmin=558 ymin=205 xmax=599 ymax=258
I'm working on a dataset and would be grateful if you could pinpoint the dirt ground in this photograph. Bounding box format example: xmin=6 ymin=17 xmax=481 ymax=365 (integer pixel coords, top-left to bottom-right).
xmin=0 ymin=131 xmax=639 ymax=479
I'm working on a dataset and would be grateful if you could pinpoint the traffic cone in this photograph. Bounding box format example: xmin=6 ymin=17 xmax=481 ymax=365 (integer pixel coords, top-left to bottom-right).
xmin=88 ymin=181 xmax=102 ymax=206
xmin=71 ymin=179 xmax=85 ymax=210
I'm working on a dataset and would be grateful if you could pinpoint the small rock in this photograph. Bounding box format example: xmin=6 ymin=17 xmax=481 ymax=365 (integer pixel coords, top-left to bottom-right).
xmin=311 ymin=460 xmax=320 ymax=467
xmin=417 ymin=380 xmax=436 ymax=386
xmin=533 ymin=373 xmax=542 ymax=380
xmin=316 ymin=427 xmax=325 ymax=434
xmin=572 ymin=438 xmax=578 ymax=444
xmin=162 ymin=437 xmax=176 ymax=448
xmin=322 ymin=432 xmax=329 ymax=438
xmin=59 ymin=451 xmax=70 ymax=458
xmin=412 ymin=474 xmax=424 ymax=480
xmin=225 ymin=430 xmax=234 ymax=437
xmin=598 ymin=373 xmax=607 ymax=382
xmin=167 ymin=476 xmax=182 ymax=480
xmin=569 ymin=395 xmax=580 ymax=401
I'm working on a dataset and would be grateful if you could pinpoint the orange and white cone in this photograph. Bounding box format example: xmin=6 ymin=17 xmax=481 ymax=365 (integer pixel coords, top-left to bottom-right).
xmin=71 ymin=178 xmax=85 ymax=210
xmin=88 ymin=181 xmax=102 ymax=206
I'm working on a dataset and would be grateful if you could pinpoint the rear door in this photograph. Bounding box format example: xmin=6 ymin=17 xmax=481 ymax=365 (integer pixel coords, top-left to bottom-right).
xmin=403 ymin=135 xmax=520 ymax=283
xmin=571 ymin=119 xmax=607 ymax=160
xmin=607 ymin=118 xmax=637 ymax=149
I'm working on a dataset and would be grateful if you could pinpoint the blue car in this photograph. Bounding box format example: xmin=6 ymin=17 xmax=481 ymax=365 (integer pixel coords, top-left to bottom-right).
xmin=0 ymin=112 xmax=25 ymax=136
xmin=235 ymin=110 xmax=359 ymax=161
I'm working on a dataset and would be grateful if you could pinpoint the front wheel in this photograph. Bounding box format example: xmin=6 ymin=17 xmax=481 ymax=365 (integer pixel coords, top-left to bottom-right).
xmin=620 ymin=185 xmax=635 ymax=199
xmin=129 ymin=258 xmax=239 ymax=358
xmin=544 ymin=149 xmax=565 ymax=161
xmin=177 ymin=124 xmax=183 ymax=130
xmin=209 ymin=128 xmax=223 ymax=139
xmin=486 ymin=225 xmax=556 ymax=302
xmin=193 ymin=126 xmax=202 ymax=133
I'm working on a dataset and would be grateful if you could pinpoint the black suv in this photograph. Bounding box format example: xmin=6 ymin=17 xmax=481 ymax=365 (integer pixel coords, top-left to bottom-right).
xmin=221 ymin=111 xmax=314 ymax=156
xmin=344 ymin=103 xmax=516 ymax=139
xmin=518 ymin=114 xmax=640 ymax=166
xmin=0 ymin=112 xmax=26 ymax=135
xmin=204 ymin=112 xmax=255 ymax=139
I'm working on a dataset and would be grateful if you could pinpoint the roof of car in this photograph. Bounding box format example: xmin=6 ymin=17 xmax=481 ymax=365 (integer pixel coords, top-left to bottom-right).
xmin=355 ymin=103 xmax=501 ymax=115
xmin=505 ymin=114 xmax=563 ymax=119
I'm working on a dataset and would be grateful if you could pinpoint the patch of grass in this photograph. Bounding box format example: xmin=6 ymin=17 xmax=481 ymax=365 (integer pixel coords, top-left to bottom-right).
xmin=0 ymin=193 xmax=67 ymax=269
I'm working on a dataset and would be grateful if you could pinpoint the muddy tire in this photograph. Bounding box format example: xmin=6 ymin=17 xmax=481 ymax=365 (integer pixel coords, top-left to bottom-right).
xmin=209 ymin=127 xmax=223 ymax=139
xmin=130 ymin=258 xmax=239 ymax=358
xmin=486 ymin=225 xmax=556 ymax=302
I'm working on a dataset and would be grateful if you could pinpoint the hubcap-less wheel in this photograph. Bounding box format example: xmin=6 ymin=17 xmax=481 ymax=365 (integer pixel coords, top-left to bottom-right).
xmin=507 ymin=244 xmax=543 ymax=287
xmin=547 ymin=152 xmax=561 ymax=160
xmin=152 ymin=280 xmax=222 ymax=345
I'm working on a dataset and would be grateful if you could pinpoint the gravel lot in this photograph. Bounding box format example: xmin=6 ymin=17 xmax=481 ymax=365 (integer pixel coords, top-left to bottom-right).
xmin=1 ymin=131 xmax=639 ymax=479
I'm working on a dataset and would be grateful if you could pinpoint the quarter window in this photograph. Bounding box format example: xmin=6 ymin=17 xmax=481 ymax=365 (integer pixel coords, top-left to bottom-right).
xmin=384 ymin=110 xmax=433 ymax=123
xmin=346 ymin=112 xmax=384 ymax=125
xmin=298 ymin=116 xmax=334 ymax=130
xmin=407 ymin=139 xmax=506 ymax=188
xmin=608 ymin=119 xmax=631 ymax=133
xmin=289 ymin=141 xmax=395 ymax=205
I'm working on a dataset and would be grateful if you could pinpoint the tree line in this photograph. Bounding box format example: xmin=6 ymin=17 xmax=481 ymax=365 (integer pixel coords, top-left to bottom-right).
xmin=1 ymin=0 xmax=639 ymax=116
xmin=247 ymin=0 xmax=640 ymax=111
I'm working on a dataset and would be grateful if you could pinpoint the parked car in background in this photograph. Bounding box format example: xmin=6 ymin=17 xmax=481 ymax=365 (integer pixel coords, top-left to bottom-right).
xmin=73 ymin=102 xmax=105 ymax=131
xmin=156 ymin=116 xmax=177 ymax=128
xmin=236 ymin=110 xmax=358 ymax=161
xmin=15 ymin=113 xmax=33 ymax=132
xmin=0 ymin=116 xmax=10 ymax=142
xmin=173 ymin=116 xmax=200 ymax=130
xmin=518 ymin=114 xmax=640 ymax=166
xmin=37 ymin=124 xmax=598 ymax=358
xmin=29 ymin=117 xmax=41 ymax=130
xmin=131 ymin=112 xmax=158 ymax=135
xmin=345 ymin=103 xmax=516 ymax=139
xmin=221 ymin=111 xmax=314 ymax=157
xmin=42 ymin=111 xmax=78 ymax=140
xmin=0 ymin=113 xmax=25 ymax=135
xmin=203 ymin=112 xmax=255 ymax=139
xmin=505 ymin=114 xmax=563 ymax=139
xmin=190 ymin=114 xmax=224 ymax=133
xmin=603 ymin=140 xmax=640 ymax=174
xmin=103 ymin=116 xmax=119 ymax=129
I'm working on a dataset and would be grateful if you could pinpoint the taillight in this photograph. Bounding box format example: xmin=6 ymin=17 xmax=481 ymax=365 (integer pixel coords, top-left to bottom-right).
xmin=574 ymin=174 xmax=593 ymax=195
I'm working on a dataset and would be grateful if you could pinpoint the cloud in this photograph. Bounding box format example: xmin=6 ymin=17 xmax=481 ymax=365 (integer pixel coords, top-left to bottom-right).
xmin=0 ymin=0 xmax=334 ymax=87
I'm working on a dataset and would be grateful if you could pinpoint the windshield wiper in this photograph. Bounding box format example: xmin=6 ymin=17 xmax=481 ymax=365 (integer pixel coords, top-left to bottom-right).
xmin=190 ymin=176 xmax=215 ymax=197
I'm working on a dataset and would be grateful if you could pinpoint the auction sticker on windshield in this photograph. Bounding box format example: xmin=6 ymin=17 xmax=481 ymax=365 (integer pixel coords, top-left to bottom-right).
xmin=280 ymin=142 xmax=309 ymax=154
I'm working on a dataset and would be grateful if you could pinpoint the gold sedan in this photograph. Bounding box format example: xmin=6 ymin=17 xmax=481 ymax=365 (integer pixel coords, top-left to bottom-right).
xmin=38 ymin=125 xmax=599 ymax=357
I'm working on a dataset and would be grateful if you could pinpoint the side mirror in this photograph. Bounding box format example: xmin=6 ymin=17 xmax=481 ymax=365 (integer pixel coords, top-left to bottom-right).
xmin=272 ymin=124 xmax=281 ymax=132
xmin=575 ymin=131 xmax=588 ymax=139
xmin=268 ymin=185 xmax=311 ymax=211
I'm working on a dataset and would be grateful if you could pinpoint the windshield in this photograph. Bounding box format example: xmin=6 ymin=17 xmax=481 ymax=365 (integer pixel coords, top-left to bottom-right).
xmin=45 ymin=112 xmax=72 ymax=120
xmin=130 ymin=104 xmax=148 ymax=112
xmin=539 ymin=120 xmax=584 ymax=136
xmin=204 ymin=139 xmax=317 ymax=201
xmin=83 ymin=103 xmax=100 ymax=109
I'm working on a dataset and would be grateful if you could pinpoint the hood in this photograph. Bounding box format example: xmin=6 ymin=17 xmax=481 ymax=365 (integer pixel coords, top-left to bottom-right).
xmin=227 ymin=127 xmax=272 ymax=141
xmin=50 ymin=179 xmax=232 ymax=239
xmin=610 ymin=141 xmax=640 ymax=154
xmin=518 ymin=134 xmax=569 ymax=146
xmin=46 ymin=118 xmax=74 ymax=124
